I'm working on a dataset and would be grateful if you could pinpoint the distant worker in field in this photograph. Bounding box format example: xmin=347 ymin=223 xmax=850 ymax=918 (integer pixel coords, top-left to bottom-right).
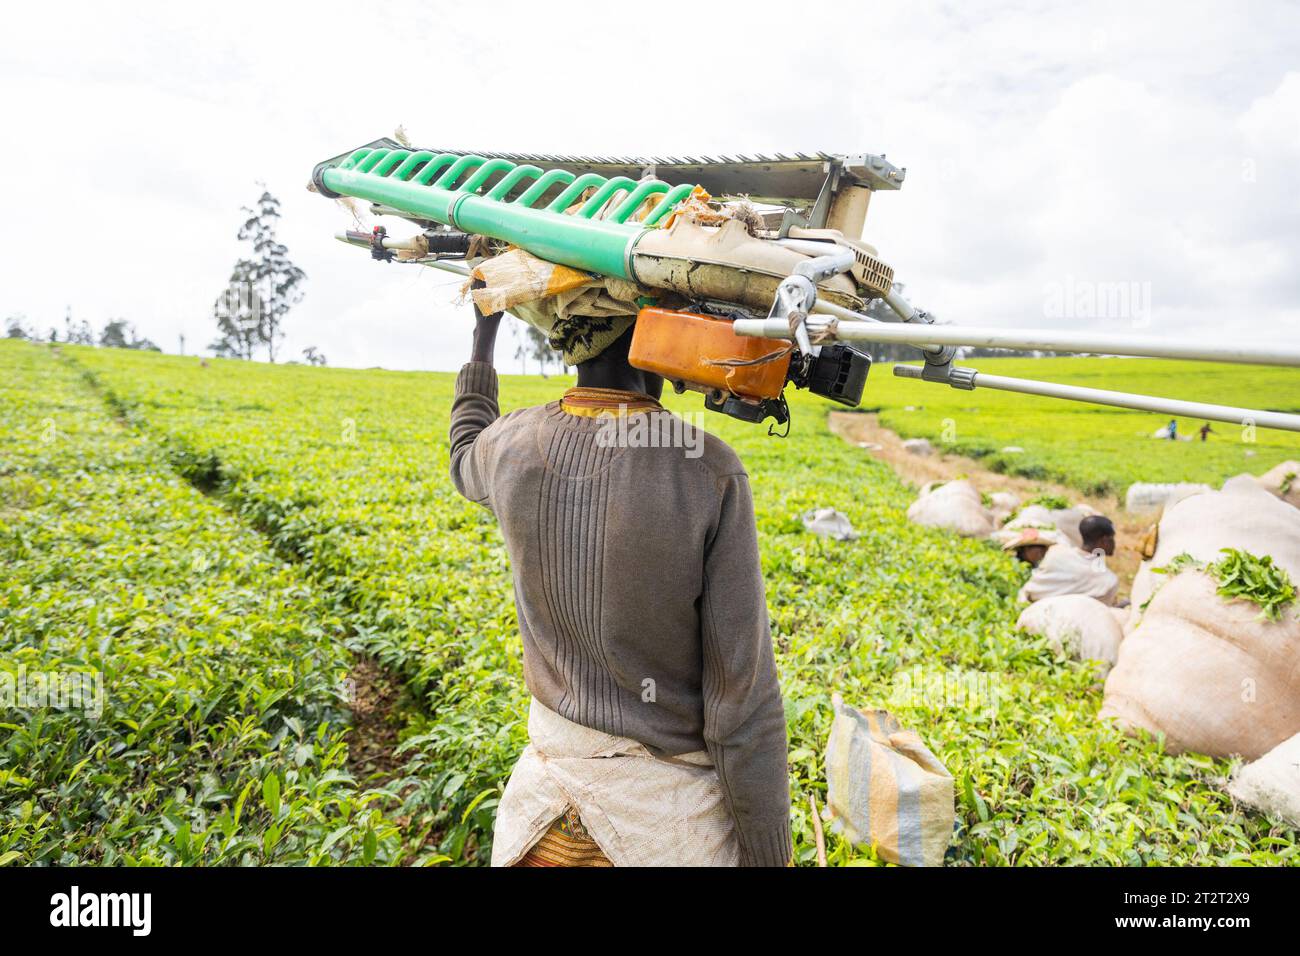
xmin=1167 ymin=418 xmax=1178 ymax=440
xmin=1018 ymin=515 xmax=1120 ymax=606
xmin=447 ymin=288 xmax=791 ymax=868
xmin=1199 ymin=422 xmax=1213 ymax=442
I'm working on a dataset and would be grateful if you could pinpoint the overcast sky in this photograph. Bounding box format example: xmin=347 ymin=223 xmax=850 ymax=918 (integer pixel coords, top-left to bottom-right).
xmin=4 ymin=1 xmax=1298 ymax=370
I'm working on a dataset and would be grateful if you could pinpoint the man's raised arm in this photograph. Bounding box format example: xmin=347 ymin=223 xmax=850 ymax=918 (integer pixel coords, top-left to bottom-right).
xmin=449 ymin=282 xmax=503 ymax=506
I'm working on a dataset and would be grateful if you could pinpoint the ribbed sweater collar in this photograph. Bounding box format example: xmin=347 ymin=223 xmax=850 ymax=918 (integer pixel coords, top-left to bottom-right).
xmin=560 ymin=386 xmax=662 ymax=417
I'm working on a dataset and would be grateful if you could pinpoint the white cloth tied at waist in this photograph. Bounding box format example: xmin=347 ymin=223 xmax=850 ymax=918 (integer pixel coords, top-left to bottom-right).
xmin=490 ymin=697 xmax=740 ymax=867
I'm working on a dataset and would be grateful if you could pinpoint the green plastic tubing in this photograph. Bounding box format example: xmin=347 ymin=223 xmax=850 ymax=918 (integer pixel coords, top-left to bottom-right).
xmin=609 ymin=179 xmax=670 ymax=223
xmin=372 ymin=151 xmax=415 ymax=177
xmin=414 ymin=154 xmax=459 ymax=184
xmin=546 ymin=173 xmax=608 ymax=212
xmin=577 ymin=177 xmax=638 ymax=219
xmin=393 ymin=150 xmax=436 ymax=180
xmin=486 ymin=164 xmax=543 ymax=200
xmin=460 ymin=158 xmax=517 ymax=194
xmin=339 ymin=149 xmax=371 ymax=170
xmin=514 ymin=168 xmax=575 ymax=207
xmin=643 ymin=183 xmax=698 ymax=225
xmin=357 ymin=149 xmax=393 ymax=173
xmin=434 ymin=155 xmax=488 ymax=189
xmin=317 ymin=150 xmax=700 ymax=281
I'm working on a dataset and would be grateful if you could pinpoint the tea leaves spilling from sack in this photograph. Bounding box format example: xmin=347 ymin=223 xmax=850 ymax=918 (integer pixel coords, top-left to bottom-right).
xmin=1209 ymin=548 xmax=1296 ymax=622
xmin=1153 ymin=548 xmax=1296 ymax=621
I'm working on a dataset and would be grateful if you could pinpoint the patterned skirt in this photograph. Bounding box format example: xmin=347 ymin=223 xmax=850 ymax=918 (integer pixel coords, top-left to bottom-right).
xmin=513 ymin=806 xmax=613 ymax=867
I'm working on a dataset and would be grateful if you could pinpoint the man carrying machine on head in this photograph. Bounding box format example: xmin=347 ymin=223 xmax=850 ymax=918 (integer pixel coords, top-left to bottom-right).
xmin=447 ymin=280 xmax=792 ymax=867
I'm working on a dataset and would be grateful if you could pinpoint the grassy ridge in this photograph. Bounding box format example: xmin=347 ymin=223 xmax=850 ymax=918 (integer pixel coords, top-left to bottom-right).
xmin=0 ymin=342 xmax=401 ymax=865
xmin=55 ymin=342 xmax=1296 ymax=865
xmin=872 ymin=357 xmax=1300 ymax=495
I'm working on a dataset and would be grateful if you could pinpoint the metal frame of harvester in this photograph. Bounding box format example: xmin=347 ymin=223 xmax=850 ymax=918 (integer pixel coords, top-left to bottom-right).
xmin=312 ymin=139 xmax=1300 ymax=433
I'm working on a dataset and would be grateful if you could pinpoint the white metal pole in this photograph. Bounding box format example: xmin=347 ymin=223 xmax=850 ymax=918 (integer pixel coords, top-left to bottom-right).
xmin=417 ymin=258 xmax=472 ymax=277
xmin=892 ymin=364 xmax=1300 ymax=432
xmin=732 ymin=313 xmax=1300 ymax=367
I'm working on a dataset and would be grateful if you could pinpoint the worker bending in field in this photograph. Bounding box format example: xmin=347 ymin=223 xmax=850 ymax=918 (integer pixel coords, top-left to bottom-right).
xmin=1002 ymin=527 xmax=1056 ymax=568
xmin=1018 ymin=515 xmax=1121 ymax=606
xmin=447 ymin=286 xmax=791 ymax=867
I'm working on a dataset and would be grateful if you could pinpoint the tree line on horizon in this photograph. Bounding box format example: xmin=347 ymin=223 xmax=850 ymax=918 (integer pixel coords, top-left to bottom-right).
xmin=5 ymin=310 xmax=161 ymax=352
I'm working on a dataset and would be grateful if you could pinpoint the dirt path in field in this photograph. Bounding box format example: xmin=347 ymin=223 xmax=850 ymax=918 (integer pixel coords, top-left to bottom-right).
xmin=828 ymin=411 xmax=1148 ymax=594
xmin=344 ymin=655 xmax=407 ymax=783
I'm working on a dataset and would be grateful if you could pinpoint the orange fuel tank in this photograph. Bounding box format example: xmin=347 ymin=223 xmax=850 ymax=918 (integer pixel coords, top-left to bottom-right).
xmin=628 ymin=307 xmax=792 ymax=401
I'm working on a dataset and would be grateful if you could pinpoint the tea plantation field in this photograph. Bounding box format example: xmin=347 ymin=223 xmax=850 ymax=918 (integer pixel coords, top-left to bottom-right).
xmin=874 ymin=357 xmax=1300 ymax=495
xmin=2 ymin=338 xmax=1296 ymax=865
xmin=0 ymin=343 xmax=399 ymax=864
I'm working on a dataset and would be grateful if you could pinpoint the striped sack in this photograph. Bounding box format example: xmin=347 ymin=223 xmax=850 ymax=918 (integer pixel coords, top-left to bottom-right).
xmin=825 ymin=696 xmax=954 ymax=867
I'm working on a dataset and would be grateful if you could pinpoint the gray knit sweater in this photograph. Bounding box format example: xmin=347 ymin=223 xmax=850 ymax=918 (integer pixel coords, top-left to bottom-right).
xmin=449 ymin=363 xmax=791 ymax=866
